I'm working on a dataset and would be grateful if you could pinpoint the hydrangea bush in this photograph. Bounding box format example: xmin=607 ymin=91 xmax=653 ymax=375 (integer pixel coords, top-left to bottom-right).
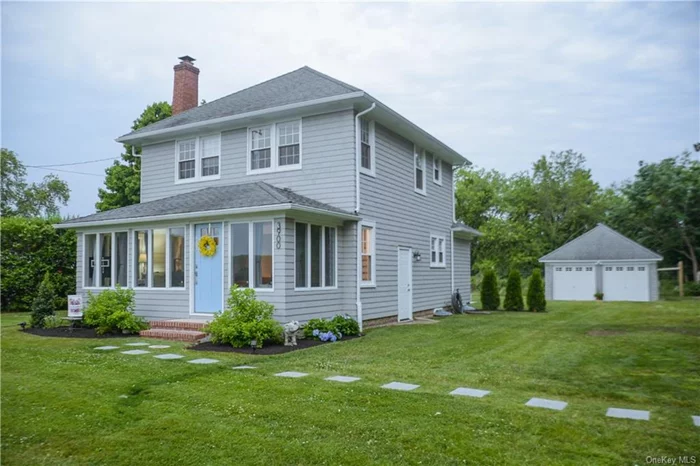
xmin=304 ymin=314 xmax=360 ymax=341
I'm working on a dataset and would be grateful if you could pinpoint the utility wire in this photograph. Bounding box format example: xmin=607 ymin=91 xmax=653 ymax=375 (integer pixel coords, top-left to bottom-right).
xmin=27 ymin=156 xmax=119 ymax=168
xmin=25 ymin=165 xmax=104 ymax=177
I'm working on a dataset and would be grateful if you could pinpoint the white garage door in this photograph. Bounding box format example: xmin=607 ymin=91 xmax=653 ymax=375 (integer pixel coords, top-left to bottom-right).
xmin=603 ymin=265 xmax=649 ymax=301
xmin=552 ymin=265 xmax=596 ymax=301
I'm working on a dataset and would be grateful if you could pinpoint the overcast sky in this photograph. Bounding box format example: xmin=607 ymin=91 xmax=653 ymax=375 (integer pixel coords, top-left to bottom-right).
xmin=3 ymin=1 xmax=699 ymax=217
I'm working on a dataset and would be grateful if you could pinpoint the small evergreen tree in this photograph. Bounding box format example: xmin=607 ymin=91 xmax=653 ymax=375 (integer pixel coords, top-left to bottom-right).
xmin=30 ymin=272 xmax=56 ymax=328
xmin=526 ymin=269 xmax=546 ymax=312
xmin=503 ymin=268 xmax=524 ymax=311
xmin=480 ymin=268 xmax=500 ymax=310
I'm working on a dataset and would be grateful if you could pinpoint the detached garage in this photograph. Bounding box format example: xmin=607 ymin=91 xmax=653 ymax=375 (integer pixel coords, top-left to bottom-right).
xmin=540 ymin=224 xmax=662 ymax=302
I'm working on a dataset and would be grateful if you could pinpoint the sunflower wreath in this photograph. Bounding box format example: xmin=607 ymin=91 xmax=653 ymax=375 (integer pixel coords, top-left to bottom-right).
xmin=198 ymin=235 xmax=217 ymax=257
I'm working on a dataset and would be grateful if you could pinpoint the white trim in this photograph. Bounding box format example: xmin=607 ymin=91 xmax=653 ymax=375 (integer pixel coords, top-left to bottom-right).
xmin=432 ymin=153 xmax=442 ymax=185
xmin=226 ymin=220 xmax=275 ymax=294
xmin=188 ymin=223 xmax=195 ymax=315
xmin=359 ymin=119 xmax=376 ymax=177
xmin=82 ymin=230 xmax=130 ymax=290
xmin=359 ymin=221 xmax=376 ymax=288
xmin=429 ymin=234 xmax=446 ymax=268
xmin=414 ymin=146 xmax=426 ymax=196
xmin=397 ymin=246 xmax=413 ymax=322
xmin=247 ymin=119 xmax=302 ymax=175
xmin=174 ymin=133 xmax=222 ymax=184
xmin=355 ymin=103 xmax=376 ymax=213
xmin=450 ymin=230 xmax=455 ymax=292
xmin=55 ymin=204 xmax=360 ymax=229
xmin=293 ymin=222 xmax=338 ymax=290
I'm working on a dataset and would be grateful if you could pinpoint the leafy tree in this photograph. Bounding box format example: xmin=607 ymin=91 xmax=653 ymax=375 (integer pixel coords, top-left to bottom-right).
xmin=526 ymin=269 xmax=546 ymax=312
xmin=1 ymin=148 xmax=70 ymax=218
xmin=96 ymin=102 xmax=172 ymax=211
xmin=480 ymin=268 xmax=500 ymax=310
xmin=503 ymin=269 xmax=524 ymax=311
xmin=609 ymin=152 xmax=700 ymax=282
xmin=30 ymin=272 xmax=56 ymax=328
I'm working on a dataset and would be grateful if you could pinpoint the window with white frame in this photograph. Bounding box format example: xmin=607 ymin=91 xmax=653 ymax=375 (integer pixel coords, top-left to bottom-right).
xmin=361 ymin=224 xmax=375 ymax=285
xmin=83 ymin=232 xmax=128 ymax=288
xmin=176 ymin=135 xmax=221 ymax=181
xmin=430 ymin=235 xmax=445 ymax=267
xmin=249 ymin=120 xmax=302 ymax=173
xmin=431 ymin=152 xmax=441 ymax=184
xmin=414 ymin=147 xmax=426 ymax=194
xmin=133 ymin=228 xmax=185 ymax=288
xmin=230 ymin=221 xmax=273 ymax=290
xmin=294 ymin=222 xmax=337 ymax=289
xmin=360 ymin=119 xmax=375 ymax=175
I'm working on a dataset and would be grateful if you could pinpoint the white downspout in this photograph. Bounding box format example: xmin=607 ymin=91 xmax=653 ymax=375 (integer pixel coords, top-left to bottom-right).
xmin=451 ymin=166 xmax=456 ymax=294
xmin=354 ymin=103 xmax=376 ymax=332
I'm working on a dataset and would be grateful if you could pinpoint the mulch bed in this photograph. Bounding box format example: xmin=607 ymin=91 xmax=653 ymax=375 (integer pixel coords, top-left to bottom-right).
xmin=23 ymin=327 xmax=134 ymax=339
xmin=189 ymin=335 xmax=362 ymax=355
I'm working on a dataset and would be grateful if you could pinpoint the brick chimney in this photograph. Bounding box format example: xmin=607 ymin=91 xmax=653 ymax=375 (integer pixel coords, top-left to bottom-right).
xmin=172 ymin=55 xmax=199 ymax=115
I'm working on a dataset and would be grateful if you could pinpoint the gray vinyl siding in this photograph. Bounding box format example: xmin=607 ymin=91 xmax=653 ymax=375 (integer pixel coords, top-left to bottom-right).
xmin=453 ymin=238 xmax=472 ymax=304
xmin=544 ymin=263 xmax=553 ymax=300
xmin=359 ymin=122 xmax=455 ymax=320
xmin=140 ymin=109 xmax=356 ymax=212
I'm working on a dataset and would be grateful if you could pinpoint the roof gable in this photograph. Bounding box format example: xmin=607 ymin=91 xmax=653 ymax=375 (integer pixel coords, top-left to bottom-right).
xmin=122 ymin=66 xmax=359 ymax=138
xmin=539 ymin=224 xmax=662 ymax=262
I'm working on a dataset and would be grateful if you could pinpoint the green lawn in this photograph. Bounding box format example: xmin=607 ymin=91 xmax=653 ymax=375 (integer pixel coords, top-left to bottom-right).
xmin=2 ymin=301 xmax=699 ymax=465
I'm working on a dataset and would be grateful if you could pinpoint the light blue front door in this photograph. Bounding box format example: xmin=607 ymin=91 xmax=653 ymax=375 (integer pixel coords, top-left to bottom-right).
xmin=194 ymin=223 xmax=223 ymax=314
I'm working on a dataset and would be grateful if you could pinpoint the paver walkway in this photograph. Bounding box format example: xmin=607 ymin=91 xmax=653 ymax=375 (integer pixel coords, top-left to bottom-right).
xmin=692 ymin=415 xmax=700 ymax=427
xmin=325 ymin=376 xmax=361 ymax=383
xmin=154 ymin=354 xmax=185 ymax=360
xmin=94 ymin=346 xmax=119 ymax=350
xmin=450 ymin=387 xmax=490 ymax=398
xmin=232 ymin=365 xmax=257 ymax=370
xmin=606 ymin=408 xmax=650 ymax=421
xmin=275 ymin=371 xmax=308 ymax=378
xmin=188 ymin=358 xmax=219 ymax=364
xmin=382 ymin=382 xmax=420 ymax=391
xmin=121 ymin=350 xmax=150 ymax=355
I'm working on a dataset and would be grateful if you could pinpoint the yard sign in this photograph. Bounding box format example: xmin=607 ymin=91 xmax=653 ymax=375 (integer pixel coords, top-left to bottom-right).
xmin=67 ymin=295 xmax=83 ymax=317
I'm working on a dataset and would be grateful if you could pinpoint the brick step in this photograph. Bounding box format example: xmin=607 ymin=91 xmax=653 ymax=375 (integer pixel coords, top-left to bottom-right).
xmin=149 ymin=320 xmax=208 ymax=331
xmin=140 ymin=328 xmax=207 ymax=342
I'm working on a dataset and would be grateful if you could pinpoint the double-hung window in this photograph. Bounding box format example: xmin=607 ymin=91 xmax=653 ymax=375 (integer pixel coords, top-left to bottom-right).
xmin=230 ymin=221 xmax=273 ymax=290
xmin=176 ymin=134 xmax=221 ymax=182
xmin=430 ymin=235 xmax=445 ymax=268
xmin=133 ymin=228 xmax=186 ymax=288
xmin=295 ymin=223 xmax=337 ymax=289
xmin=249 ymin=120 xmax=302 ymax=173
xmin=432 ymin=153 xmax=442 ymax=185
xmin=360 ymin=223 xmax=375 ymax=286
xmin=360 ymin=119 xmax=375 ymax=175
xmin=414 ymin=147 xmax=426 ymax=195
xmin=83 ymin=232 xmax=128 ymax=288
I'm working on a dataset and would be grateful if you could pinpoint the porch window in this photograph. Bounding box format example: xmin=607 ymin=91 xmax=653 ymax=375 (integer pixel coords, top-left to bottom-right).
xmin=231 ymin=223 xmax=250 ymax=288
xmin=115 ymin=232 xmax=128 ymax=287
xmin=253 ymin=222 xmax=273 ymax=289
xmin=83 ymin=232 xmax=128 ymax=288
xmin=170 ymin=228 xmax=185 ymax=287
xmin=135 ymin=230 xmax=149 ymax=287
xmin=84 ymin=234 xmax=97 ymax=287
xmin=360 ymin=119 xmax=375 ymax=175
xmin=133 ymin=227 xmax=185 ymax=289
xmin=99 ymin=233 xmax=112 ymax=287
xmin=414 ymin=147 xmax=426 ymax=195
xmin=295 ymin=222 xmax=337 ymax=289
xmin=361 ymin=224 xmax=375 ymax=285
xmin=151 ymin=229 xmax=167 ymax=288
xmin=430 ymin=235 xmax=446 ymax=268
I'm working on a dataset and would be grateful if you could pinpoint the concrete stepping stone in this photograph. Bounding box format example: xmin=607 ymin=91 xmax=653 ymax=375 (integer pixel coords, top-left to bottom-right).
xmin=606 ymin=407 xmax=650 ymax=421
xmin=325 ymin=376 xmax=361 ymax=383
xmin=526 ymin=398 xmax=568 ymax=411
xmin=154 ymin=354 xmax=185 ymax=360
xmin=149 ymin=345 xmax=171 ymax=349
xmin=450 ymin=387 xmax=491 ymax=398
xmin=275 ymin=371 xmax=308 ymax=378
xmin=121 ymin=350 xmax=150 ymax=355
xmin=124 ymin=342 xmax=150 ymax=346
xmin=692 ymin=415 xmax=700 ymax=427
xmin=232 ymin=365 xmax=257 ymax=370
xmin=94 ymin=346 xmax=120 ymax=351
xmin=382 ymin=382 xmax=420 ymax=391
xmin=188 ymin=358 xmax=219 ymax=364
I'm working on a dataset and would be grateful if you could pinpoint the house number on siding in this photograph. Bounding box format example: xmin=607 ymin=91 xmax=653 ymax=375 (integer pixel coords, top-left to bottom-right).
xmin=275 ymin=221 xmax=282 ymax=249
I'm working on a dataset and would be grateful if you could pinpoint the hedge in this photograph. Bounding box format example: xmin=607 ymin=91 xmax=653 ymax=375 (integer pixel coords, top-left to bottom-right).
xmin=0 ymin=217 xmax=76 ymax=312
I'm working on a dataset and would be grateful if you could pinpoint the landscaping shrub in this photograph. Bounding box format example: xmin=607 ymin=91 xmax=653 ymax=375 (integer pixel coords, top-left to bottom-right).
xmin=83 ymin=286 xmax=147 ymax=335
xmin=205 ymin=286 xmax=282 ymax=348
xmin=503 ymin=269 xmax=524 ymax=311
xmin=684 ymin=281 xmax=700 ymax=297
xmin=0 ymin=217 xmax=76 ymax=312
xmin=480 ymin=268 xmax=500 ymax=310
xmin=303 ymin=314 xmax=360 ymax=340
xmin=30 ymin=273 xmax=56 ymax=328
xmin=42 ymin=315 xmax=63 ymax=329
xmin=526 ymin=269 xmax=546 ymax=312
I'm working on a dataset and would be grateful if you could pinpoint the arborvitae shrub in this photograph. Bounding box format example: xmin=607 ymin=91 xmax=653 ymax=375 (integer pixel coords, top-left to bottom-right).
xmin=480 ymin=269 xmax=500 ymax=310
xmin=30 ymin=272 xmax=56 ymax=328
xmin=526 ymin=269 xmax=547 ymax=312
xmin=503 ymin=269 xmax=524 ymax=311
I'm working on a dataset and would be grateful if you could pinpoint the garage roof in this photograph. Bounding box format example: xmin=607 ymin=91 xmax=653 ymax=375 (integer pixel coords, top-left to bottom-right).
xmin=539 ymin=224 xmax=662 ymax=262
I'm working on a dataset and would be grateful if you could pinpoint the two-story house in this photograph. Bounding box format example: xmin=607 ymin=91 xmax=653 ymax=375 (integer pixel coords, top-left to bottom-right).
xmin=58 ymin=56 xmax=481 ymax=330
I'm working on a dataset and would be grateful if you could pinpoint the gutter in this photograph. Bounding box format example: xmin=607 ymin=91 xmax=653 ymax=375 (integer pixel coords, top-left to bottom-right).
xmin=354 ymin=103 xmax=375 ymax=333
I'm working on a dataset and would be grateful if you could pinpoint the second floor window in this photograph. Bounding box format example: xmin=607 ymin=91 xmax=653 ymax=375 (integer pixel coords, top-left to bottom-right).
xmin=178 ymin=140 xmax=196 ymax=180
xmin=176 ymin=135 xmax=221 ymax=182
xmin=414 ymin=148 xmax=426 ymax=195
xmin=249 ymin=119 xmax=302 ymax=173
xmin=360 ymin=119 xmax=374 ymax=175
xmin=432 ymin=153 xmax=442 ymax=184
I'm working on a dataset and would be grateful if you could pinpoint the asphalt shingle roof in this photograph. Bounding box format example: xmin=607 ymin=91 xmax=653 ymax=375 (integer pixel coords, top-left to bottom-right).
xmin=539 ymin=224 xmax=662 ymax=262
xmin=452 ymin=222 xmax=482 ymax=237
xmin=62 ymin=182 xmax=354 ymax=225
xmin=122 ymin=67 xmax=360 ymax=138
